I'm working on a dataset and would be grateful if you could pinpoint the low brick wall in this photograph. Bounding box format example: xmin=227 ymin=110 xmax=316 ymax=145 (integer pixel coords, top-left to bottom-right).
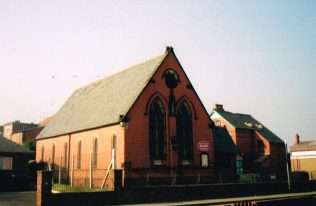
xmin=46 ymin=181 xmax=316 ymax=205
xmin=37 ymin=171 xmax=316 ymax=206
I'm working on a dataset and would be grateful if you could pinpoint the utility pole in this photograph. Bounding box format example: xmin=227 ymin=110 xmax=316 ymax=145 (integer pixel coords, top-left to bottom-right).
xmin=285 ymin=141 xmax=291 ymax=191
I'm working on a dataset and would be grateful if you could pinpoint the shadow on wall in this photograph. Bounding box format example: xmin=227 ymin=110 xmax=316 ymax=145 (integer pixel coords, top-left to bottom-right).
xmin=0 ymin=160 xmax=45 ymax=192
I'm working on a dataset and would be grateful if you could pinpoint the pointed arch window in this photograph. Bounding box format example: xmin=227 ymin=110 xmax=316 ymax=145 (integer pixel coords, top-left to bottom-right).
xmin=92 ymin=138 xmax=98 ymax=168
xmin=149 ymin=98 xmax=166 ymax=161
xmin=177 ymin=101 xmax=193 ymax=161
xmin=51 ymin=144 xmax=55 ymax=170
xmin=77 ymin=140 xmax=82 ymax=169
xmin=41 ymin=146 xmax=45 ymax=162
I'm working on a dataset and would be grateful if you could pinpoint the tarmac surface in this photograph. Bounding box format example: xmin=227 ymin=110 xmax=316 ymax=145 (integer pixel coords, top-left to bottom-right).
xmin=124 ymin=191 xmax=316 ymax=205
xmin=0 ymin=190 xmax=315 ymax=206
xmin=0 ymin=191 xmax=36 ymax=206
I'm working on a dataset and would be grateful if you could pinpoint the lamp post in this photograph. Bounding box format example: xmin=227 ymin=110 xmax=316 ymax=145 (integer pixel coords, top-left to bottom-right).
xmin=284 ymin=141 xmax=291 ymax=192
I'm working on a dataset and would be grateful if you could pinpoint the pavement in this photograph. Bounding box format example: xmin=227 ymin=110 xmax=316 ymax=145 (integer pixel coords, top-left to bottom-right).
xmin=124 ymin=191 xmax=316 ymax=205
xmin=0 ymin=190 xmax=315 ymax=206
xmin=0 ymin=191 xmax=36 ymax=206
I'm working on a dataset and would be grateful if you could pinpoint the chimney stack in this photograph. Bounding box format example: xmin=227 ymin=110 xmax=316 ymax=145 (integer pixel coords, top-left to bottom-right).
xmin=165 ymin=46 xmax=173 ymax=53
xmin=294 ymin=134 xmax=300 ymax=144
xmin=215 ymin=104 xmax=224 ymax=112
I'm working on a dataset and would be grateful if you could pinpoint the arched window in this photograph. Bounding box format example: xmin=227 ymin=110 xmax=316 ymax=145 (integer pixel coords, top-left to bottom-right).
xmin=92 ymin=138 xmax=98 ymax=168
xmin=77 ymin=141 xmax=82 ymax=169
xmin=149 ymin=98 xmax=166 ymax=161
xmin=177 ymin=101 xmax=193 ymax=161
xmin=51 ymin=144 xmax=55 ymax=170
xmin=41 ymin=146 xmax=45 ymax=162
xmin=63 ymin=142 xmax=68 ymax=168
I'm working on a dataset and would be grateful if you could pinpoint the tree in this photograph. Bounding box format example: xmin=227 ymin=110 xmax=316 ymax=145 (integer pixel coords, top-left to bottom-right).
xmin=23 ymin=139 xmax=36 ymax=151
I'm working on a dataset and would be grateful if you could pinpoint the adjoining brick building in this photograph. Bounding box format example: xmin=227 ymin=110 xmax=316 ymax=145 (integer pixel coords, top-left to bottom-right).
xmin=3 ymin=120 xmax=48 ymax=147
xmin=212 ymin=126 xmax=240 ymax=182
xmin=36 ymin=47 xmax=215 ymax=187
xmin=290 ymin=134 xmax=316 ymax=180
xmin=210 ymin=104 xmax=287 ymax=181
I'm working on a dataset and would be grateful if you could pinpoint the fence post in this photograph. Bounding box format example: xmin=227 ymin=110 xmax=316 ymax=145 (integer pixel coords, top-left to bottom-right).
xmin=37 ymin=170 xmax=53 ymax=206
xmin=90 ymin=152 xmax=92 ymax=188
xmin=113 ymin=169 xmax=123 ymax=192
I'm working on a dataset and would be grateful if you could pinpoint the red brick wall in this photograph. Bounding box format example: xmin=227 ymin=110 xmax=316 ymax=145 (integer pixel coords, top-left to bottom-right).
xmin=125 ymin=52 xmax=214 ymax=170
xmin=11 ymin=127 xmax=44 ymax=145
xmin=24 ymin=127 xmax=44 ymax=141
xmin=36 ymin=124 xmax=125 ymax=187
xmin=221 ymin=123 xmax=286 ymax=178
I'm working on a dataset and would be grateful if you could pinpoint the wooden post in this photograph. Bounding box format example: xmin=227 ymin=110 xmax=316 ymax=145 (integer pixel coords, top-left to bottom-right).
xmin=37 ymin=171 xmax=53 ymax=206
xmin=113 ymin=170 xmax=123 ymax=192
xmin=89 ymin=152 xmax=92 ymax=188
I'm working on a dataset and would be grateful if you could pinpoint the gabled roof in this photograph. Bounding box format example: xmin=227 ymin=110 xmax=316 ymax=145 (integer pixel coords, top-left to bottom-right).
xmin=211 ymin=110 xmax=284 ymax=144
xmin=213 ymin=127 xmax=240 ymax=154
xmin=37 ymin=51 xmax=168 ymax=139
xmin=291 ymin=140 xmax=316 ymax=152
xmin=0 ymin=136 xmax=34 ymax=154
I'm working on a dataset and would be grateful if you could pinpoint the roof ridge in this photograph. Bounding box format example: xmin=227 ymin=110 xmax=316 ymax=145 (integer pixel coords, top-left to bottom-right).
xmin=218 ymin=110 xmax=252 ymax=117
xmin=235 ymin=112 xmax=251 ymax=116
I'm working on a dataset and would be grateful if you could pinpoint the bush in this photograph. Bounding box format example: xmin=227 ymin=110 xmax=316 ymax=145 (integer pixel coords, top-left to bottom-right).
xmin=23 ymin=139 xmax=36 ymax=151
xmin=290 ymin=171 xmax=309 ymax=181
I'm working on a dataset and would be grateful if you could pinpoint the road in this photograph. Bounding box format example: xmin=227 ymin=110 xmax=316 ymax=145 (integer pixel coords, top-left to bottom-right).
xmin=0 ymin=191 xmax=35 ymax=206
xmin=124 ymin=191 xmax=316 ymax=205
xmin=0 ymin=191 xmax=315 ymax=206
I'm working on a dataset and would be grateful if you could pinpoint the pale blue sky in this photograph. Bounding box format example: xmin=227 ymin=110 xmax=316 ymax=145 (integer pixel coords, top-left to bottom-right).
xmin=0 ymin=1 xmax=315 ymax=144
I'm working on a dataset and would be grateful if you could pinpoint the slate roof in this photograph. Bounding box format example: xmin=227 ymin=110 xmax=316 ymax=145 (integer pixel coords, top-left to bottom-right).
xmin=290 ymin=140 xmax=316 ymax=152
xmin=0 ymin=136 xmax=34 ymax=154
xmin=213 ymin=110 xmax=284 ymax=144
xmin=213 ymin=127 xmax=240 ymax=154
xmin=37 ymin=52 xmax=167 ymax=139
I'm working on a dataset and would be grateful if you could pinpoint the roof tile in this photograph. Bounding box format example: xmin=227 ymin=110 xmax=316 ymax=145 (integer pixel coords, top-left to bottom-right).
xmin=37 ymin=53 xmax=167 ymax=139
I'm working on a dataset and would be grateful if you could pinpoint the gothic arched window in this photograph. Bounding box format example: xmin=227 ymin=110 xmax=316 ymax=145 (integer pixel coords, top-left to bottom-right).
xmin=177 ymin=101 xmax=193 ymax=161
xmin=51 ymin=144 xmax=55 ymax=170
xmin=149 ymin=98 xmax=166 ymax=160
xmin=63 ymin=142 xmax=68 ymax=168
xmin=77 ymin=140 xmax=82 ymax=169
xmin=41 ymin=146 xmax=45 ymax=162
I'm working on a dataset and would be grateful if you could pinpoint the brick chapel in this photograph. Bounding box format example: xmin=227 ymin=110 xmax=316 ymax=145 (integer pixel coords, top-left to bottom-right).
xmin=36 ymin=47 xmax=216 ymax=186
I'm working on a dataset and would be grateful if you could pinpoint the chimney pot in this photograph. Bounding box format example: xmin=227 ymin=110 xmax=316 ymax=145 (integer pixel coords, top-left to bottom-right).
xmin=165 ymin=46 xmax=173 ymax=53
xmin=215 ymin=104 xmax=224 ymax=112
xmin=295 ymin=134 xmax=300 ymax=144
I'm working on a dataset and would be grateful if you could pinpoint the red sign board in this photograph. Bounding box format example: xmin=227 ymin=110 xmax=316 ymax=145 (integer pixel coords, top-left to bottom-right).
xmin=197 ymin=141 xmax=210 ymax=152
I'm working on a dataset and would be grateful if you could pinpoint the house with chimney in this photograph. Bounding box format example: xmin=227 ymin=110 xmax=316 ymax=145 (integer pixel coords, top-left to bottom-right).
xmin=3 ymin=119 xmax=51 ymax=148
xmin=36 ymin=47 xmax=215 ymax=187
xmin=290 ymin=134 xmax=316 ymax=180
xmin=210 ymin=104 xmax=287 ymax=181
